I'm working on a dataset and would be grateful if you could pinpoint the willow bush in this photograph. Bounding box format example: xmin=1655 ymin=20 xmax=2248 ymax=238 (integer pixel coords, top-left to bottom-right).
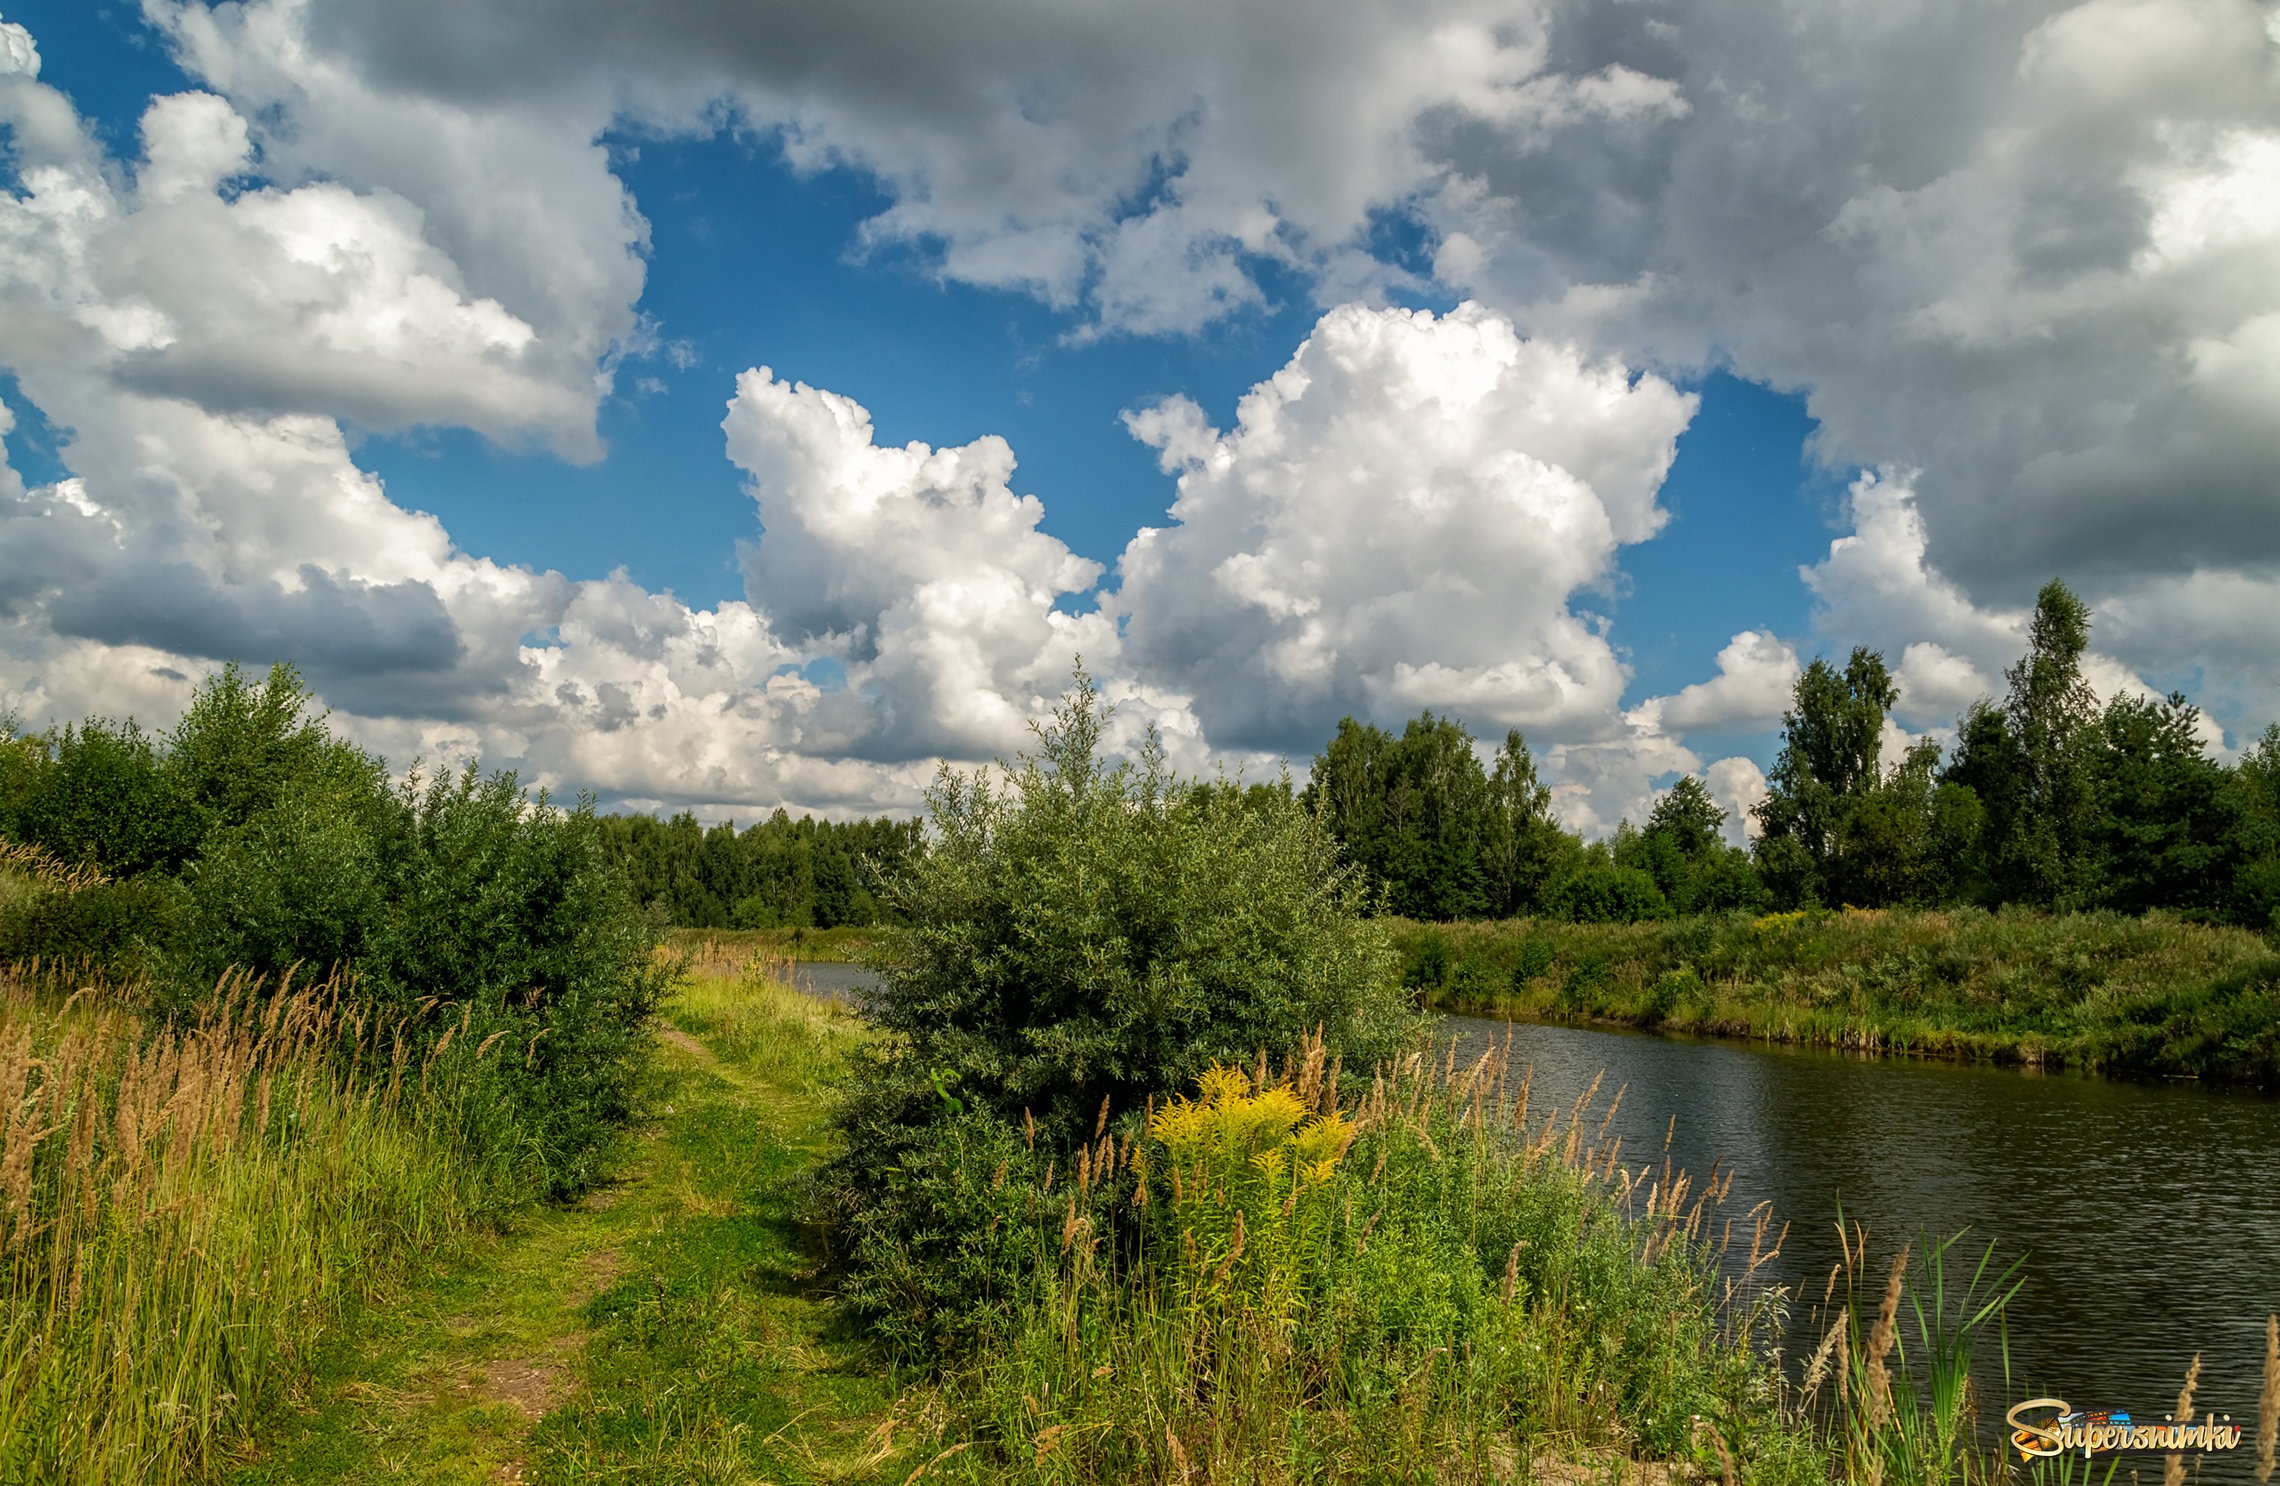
xmin=818 ymin=669 xmax=1419 ymax=1360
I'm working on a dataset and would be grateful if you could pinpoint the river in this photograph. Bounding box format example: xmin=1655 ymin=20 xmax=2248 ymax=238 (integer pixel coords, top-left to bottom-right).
xmin=1439 ymin=1012 xmax=2280 ymax=1475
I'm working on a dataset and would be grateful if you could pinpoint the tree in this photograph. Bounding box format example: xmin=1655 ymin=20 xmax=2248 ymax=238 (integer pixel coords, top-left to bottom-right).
xmin=822 ymin=669 xmax=1419 ymax=1353
xmin=2090 ymin=691 xmax=2235 ymax=914
xmin=1637 ymin=775 xmax=1767 ymax=913
xmin=2227 ymin=724 xmax=2280 ymax=927
xmin=1840 ymin=737 xmax=1981 ymax=907
xmin=1646 ymin=775 xmax=1725 ymax=859
xmin=1305 ymin=714 xmax=1576 ymax=919
xmin=1484 ymin=729 xmax=1569 ymax=915
xmin=1752 ymin=647 xmax=1898 ymax=905
xmin=1946 ymin=579 xmax=2103 ymax=906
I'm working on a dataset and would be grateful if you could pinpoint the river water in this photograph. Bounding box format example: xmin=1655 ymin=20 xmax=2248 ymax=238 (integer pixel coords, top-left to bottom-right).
xmin=1439 ymin=1013 xmax=2280 ymax=1473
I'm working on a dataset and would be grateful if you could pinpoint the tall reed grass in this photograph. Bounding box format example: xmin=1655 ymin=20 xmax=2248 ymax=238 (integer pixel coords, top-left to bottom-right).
xmin=1787 ymin=1216 xmax=2023 ymax=1486
xmin=0 ymin=960 xmax=508 ymax=1484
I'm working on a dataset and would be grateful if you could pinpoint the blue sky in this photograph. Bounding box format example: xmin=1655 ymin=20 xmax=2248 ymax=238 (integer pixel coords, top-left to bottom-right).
xmin=2 ymin=0 xmax=2271 ymax=830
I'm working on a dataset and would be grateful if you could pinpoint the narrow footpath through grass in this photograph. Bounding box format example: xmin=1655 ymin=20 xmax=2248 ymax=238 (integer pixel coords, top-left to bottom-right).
xmin=217 ymin=972 xmax=920 ymax=1486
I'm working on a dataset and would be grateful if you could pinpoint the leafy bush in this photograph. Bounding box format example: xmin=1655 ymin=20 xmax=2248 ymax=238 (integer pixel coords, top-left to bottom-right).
xmin=1402 ymin=928 xmax=1450 ymax=989
xmin=1 ymin=664 xmax=668 ymax=1195
xmin=820 ymin=670 xmax=1419 ymax=1359
xmin=1547 ymin=862 xmax=1670 ymax=923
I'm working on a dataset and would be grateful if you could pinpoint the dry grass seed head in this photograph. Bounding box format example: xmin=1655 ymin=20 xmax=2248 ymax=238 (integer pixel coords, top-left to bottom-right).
xmin=1863 ymin=1246 xmax=1909 ymax=1432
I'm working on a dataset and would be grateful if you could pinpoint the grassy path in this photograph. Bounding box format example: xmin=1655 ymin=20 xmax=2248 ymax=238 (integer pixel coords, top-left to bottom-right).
xmin=218 ymin=976 xmax=914 ymax=1486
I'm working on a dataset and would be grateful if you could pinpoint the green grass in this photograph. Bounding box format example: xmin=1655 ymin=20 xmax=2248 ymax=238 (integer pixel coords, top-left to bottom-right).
xmin=889 ymin=1041 xmax=1830 ymax=1486
xmin=212 ymin=966 xmax=917 ymax=1486
xmin=667 ymin=926 xmax=889 ymax=967
xmin=1396 ymin=908 xmax=2280 ymax=1083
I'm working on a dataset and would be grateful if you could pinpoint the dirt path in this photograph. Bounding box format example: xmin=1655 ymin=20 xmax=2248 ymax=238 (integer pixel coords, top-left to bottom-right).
xmin=218 ymin=1001 xmax=905 ymax=1486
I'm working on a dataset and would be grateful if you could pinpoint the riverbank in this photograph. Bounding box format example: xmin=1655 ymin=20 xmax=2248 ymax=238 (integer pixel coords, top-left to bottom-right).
xmin=1396 ymin=908 xmax=2280 ymax=1083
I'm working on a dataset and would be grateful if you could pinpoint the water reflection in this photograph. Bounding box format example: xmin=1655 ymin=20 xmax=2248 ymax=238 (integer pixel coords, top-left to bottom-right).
xmin=1438 ymin=1014 xmax=2280 ymax=1478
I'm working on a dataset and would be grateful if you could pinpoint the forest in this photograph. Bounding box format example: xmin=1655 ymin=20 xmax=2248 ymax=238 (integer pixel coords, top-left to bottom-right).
xmin=596 ymin=808 xmax=922 ymax=929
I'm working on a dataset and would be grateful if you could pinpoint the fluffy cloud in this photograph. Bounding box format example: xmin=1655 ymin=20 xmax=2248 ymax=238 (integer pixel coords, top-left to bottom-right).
xmin=274 ymin=0 xmax=1687 ymax=338
xmin=147 ymin=1 xmax=650 ymax=458
xmin=0 ymin=58 xmax=1021 ymax=815
xmin=1704 ymin=756 xmax=1768 ymax=845
xmin=1634 ymin=629 xmax=1797 ymax=735
xmin=725 ymin=368 xmax=1113 ymax=761
xmin=1115 ymin=301 xmax=1694 ymax=755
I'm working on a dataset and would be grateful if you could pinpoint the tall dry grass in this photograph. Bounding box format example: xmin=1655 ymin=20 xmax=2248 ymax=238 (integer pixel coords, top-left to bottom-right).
xmin=0 ymin=960 xmax=490 ymax=1484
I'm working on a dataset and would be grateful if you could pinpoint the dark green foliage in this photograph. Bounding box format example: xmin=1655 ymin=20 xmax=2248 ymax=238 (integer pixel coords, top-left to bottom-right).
xmin=0 ymin=662 xmax=666 ymax=1195
xmin=821 ymin=669 xmax=1419 ymax=1359
xmin=1304 ymin=714 xmax=1569 ymax=919
xmin=1625 ymin=778 xmax=1768 ymax=914
xmin=1402 ymin=929 xmax=1451 ymax=989
xmin=594 ymin=806 xmax=921 ymax=930
xmin=1546 ymin=854 xmax=1670 ymax=923
xmin=1995 ymin=580 xmax=2103 ymax=904
xmin=2091 ymin=691 xmax=2237 ymax=915
xmin=0 ymin=877 xmax=185 ymax=967
xmin=0 ymin=719 xmax=198 ymax=877
xmin=1753 ymin=646 xmax=1906 ymax=907
xmin=2227 ymin=724 xmax=2280 ymax=928
xmin=1644 ymin=774 xmax=1725 ymax=858
xmin=1944 ymin=580 xmax=2104 ymax=906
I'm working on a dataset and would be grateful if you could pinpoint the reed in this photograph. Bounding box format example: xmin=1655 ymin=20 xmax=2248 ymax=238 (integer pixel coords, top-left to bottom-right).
xmin=1762 ymin=1207 xmax=2025 ymax=1486
xmin=2164 ymin=1353 xmax=2201 ymax=1486
xmin=0 ymin=960 xmax=497 ymax=1484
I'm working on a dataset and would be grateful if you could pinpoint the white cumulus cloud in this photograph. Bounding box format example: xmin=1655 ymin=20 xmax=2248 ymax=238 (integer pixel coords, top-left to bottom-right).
xmin=1115 ymin=301 xmax=1694 ymax=757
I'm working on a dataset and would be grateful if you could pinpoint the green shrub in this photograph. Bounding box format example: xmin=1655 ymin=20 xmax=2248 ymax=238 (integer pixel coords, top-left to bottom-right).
xmin=820 ymin=670 xmax=1419 ymax=1360
xmin=4 ymin=664 xmax=668 ymax=1197
xmin=1402 ymin=929 xmax=1451 ymax=989
xmin=1549 ymin=863 xmax=1671 ymax=923
xmin=0 ymin=875 xmax=183 ymax=970
xmin=1510 ymin=933 xmax=1555 ymax=986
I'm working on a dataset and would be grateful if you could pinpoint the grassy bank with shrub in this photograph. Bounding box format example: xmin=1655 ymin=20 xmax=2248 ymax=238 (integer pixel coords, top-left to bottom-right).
xmin=918 ymin=1036 xmax=1823 ymax=1484
xmin=1393 ymin=909 xmax=2280 ymax=1082
xmin=807 ymin=672 xmax=2073 ymax=1483
xmin=0 ymin=663 xmax=672 ymax=1194
xmin=0 ymin=664 xmax=671 ymax=1481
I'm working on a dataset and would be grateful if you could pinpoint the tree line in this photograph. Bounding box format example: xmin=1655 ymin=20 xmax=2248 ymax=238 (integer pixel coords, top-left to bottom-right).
xmin=1306 ymin=581 xmax=2280 ymax=928
xmin=594 ymin=808 xmax=923 ymax=929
